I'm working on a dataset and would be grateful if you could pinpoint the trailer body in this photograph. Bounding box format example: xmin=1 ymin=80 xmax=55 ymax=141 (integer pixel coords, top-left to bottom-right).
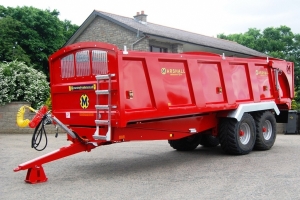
xmin=14 ymin=41 xmax=294 ymax=183
xmin=50 ymin=42 xmax=293 ymax=141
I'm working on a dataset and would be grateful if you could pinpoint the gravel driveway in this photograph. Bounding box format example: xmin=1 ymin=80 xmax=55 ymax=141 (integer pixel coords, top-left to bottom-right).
xmin=1 ymin=132 xmax=300 ymax=200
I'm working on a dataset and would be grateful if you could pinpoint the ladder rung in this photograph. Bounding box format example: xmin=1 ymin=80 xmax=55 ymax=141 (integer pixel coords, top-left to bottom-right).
xmin=95 ymin=105 xmax=109 ymax=109
xmin=95 ymin=105 xmax=117 ymax=110
xmin=95 ymin=90 xmax=109 ymax=95
xmin=96 ymin=74 xmax=115 ymax=80
xmin=93 ymin=135 xmax=107 ymax=140
xmin=95 ymin=120 xmax=109 ymax=125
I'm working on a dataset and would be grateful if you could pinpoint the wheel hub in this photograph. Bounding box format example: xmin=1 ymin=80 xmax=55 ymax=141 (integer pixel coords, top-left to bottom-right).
xmin=239 ymin=130 xmax=245 ymax=137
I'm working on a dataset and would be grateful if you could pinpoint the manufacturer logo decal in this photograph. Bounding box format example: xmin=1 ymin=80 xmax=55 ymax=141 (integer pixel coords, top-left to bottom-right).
xmin=69 ymin=84 xmax=96 ymax=91
xmin=256 ymin=70 xmax=268 ymax=76
xmin=161 ymin=68 xmax=185 ymax=76
xmin=287 ymin=65 xmax=291 ymax=74
xmin=80 ymin=94 xmax=89 ymax=109
xmin=161 ymin=68 xmax=167 ymax=75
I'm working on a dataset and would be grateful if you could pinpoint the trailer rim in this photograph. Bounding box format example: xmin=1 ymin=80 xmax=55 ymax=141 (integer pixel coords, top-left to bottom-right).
xmin=262 ymin=120 xmax=272 ymax=140
xmin=239 ymin=122 xmax=251 ymax=145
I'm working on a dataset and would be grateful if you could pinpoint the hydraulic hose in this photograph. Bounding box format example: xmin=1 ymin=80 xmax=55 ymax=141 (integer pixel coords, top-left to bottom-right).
xmin=31 ymin=115 xmax=48 ymax=151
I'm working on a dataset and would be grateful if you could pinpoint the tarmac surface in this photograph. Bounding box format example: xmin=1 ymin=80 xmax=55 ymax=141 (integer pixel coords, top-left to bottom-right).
xmin=1 ymin=132 xmax=300 ymax=200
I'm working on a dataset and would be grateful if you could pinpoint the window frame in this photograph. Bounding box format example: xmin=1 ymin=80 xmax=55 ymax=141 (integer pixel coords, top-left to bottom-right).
xmin=150 ymin=45 xmax=167 ymax=53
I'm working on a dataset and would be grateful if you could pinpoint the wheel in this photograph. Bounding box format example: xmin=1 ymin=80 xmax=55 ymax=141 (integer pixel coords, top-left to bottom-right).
xmin=168 ymin=135 xmax=200 ymax=151
xmin=199 ymin=134 xmax=220 ymax=147
xmin=252 ymin=111 xmax=276 ymax=150
xmin=219 ymin=113 xmax=256 ymax=155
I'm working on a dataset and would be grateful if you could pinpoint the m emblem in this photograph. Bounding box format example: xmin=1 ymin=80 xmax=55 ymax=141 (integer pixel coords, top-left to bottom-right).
xmin=80 ymin=94 xmax=89 ymax=109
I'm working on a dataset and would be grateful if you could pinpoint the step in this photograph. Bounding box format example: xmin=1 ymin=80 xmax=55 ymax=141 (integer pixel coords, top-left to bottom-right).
xmin=96 ymin=74 xmax=115 ymax=80
xmin=95 ymin=120 xmax=109 ymax=125
xmin=95 ymin=90 xmax=109 ymax=95
xmin=95 ymin=105 xmax=117 ymax=110
xmin=92 ymin=135 xmax=107 ymax=140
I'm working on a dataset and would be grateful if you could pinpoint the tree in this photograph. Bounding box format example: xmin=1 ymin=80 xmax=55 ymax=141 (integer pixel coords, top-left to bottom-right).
xmin=0 ymin=6 xmax=79 ymax=75
xmin=61 ymin=19 xmax=79 ymax=40
xmin=218 ymin=26 xmax=300 ymax=106
xmin=0 ymin=16 xmax=31 ymax=64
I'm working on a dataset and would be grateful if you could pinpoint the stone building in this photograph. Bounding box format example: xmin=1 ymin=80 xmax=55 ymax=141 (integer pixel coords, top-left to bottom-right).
xmin=65 ymin=10 xmax=266 ymax=58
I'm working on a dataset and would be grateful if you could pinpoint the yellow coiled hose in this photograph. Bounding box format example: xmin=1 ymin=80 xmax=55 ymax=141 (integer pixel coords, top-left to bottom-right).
xmin=16 ymin=106 xmax=36 ymax=128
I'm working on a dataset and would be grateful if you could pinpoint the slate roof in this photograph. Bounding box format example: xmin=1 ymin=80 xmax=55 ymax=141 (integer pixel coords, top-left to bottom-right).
xmin=66 ymin=10 xmax=267 ymax=57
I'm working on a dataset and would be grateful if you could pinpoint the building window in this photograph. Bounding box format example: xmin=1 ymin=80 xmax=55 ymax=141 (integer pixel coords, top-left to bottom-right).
xmin=150 ymin=46 xmax=167 ymax=53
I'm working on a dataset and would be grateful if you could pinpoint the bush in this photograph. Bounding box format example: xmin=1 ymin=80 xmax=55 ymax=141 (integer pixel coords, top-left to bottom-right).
xmin=45 ymin=94 xmax=52 ymax=110
xmin=0 ymin=60 xmax=50 ymax=108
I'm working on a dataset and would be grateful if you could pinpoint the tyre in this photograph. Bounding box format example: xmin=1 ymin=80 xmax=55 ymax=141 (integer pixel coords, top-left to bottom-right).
xmin=168 ymin=135 xmax=200 ymax=151
xmin=252 ymin=111 xmax=276 ymax=150
xmin=199 ymin=134 xmax=220 ymax=147
xmin=219 ymin=113 xmax=256 ymax=155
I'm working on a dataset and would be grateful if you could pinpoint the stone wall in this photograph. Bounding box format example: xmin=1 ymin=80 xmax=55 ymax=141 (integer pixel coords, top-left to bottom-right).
xmin=0 ymin=102 xmax=58 ymax=134
xmin=73 ymin=16 xmax=185 ymax=53
xmin=75 ymin=17 xmax=149 ymax=51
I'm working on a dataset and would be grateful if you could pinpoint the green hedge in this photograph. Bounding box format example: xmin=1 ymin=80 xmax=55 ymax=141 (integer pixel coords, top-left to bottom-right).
xmin=0 ymin=60 xmax=50 ymax=108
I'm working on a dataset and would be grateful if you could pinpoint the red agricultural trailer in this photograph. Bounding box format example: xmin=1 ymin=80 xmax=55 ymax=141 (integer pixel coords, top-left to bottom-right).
xmin=14 ymin=41 xmax=294 ymax=183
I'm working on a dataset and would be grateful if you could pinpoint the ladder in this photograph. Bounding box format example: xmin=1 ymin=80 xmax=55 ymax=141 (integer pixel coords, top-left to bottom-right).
xmin=93 ymin=74 xmax=116 ymax=141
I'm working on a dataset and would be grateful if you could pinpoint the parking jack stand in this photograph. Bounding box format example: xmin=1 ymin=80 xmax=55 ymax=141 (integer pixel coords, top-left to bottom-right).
xmin=25 ymin=165 xmax=48 ymax=184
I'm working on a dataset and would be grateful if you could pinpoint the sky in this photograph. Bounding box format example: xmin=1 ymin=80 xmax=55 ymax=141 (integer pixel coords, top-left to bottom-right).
xmin=2 ymin=0 xmax=300 ymax=37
